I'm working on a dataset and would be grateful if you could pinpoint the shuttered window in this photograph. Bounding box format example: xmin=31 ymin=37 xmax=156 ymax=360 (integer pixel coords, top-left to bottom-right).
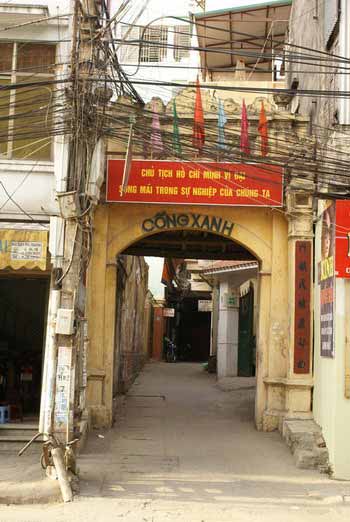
xmin=324 ymin=0 xmax=340 ymax=49
xmin=174 ymin=25 xmax=191 ymax=62
xmin=140 ymin=25 xmax=168 ymax=63
xmin=0 ymin=42 xmax=55 ymax=160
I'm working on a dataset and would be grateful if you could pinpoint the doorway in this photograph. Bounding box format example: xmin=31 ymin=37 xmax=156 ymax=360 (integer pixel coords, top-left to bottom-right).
xmin=238 ymin=284 xmax=255 ymax=377
xmin=0 ymin=275 xmax=49 ymax=421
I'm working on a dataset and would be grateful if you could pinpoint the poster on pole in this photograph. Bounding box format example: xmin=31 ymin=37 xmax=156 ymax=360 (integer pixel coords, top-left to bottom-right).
xmin=319 ymin=202 xmax=335 ymax=358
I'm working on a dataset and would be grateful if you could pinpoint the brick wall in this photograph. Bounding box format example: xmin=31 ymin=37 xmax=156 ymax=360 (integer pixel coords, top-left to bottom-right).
xmin=113 ymin=256 xmax=153 ymax=397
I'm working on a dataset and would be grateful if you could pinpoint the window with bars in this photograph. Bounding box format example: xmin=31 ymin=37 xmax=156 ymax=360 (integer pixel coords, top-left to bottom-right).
xmin=119 ymin=24 xmax=191 ymax=64
xmin=140 ymin=25 xmax=168 ymax=63
xmin=0 ymin=42 xmax=56 ymax=161
xmin=174 ymin=25 xmax=191 ymax=62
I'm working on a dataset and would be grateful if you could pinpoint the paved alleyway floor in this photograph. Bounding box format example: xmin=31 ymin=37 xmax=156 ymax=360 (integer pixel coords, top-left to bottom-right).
xmin=1 ymin=361 xmax=350 ymax=521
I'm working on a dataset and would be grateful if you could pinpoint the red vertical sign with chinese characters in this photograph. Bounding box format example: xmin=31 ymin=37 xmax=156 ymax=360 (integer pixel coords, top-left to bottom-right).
xmin=294 ymin=241 xmax=312 ymax=374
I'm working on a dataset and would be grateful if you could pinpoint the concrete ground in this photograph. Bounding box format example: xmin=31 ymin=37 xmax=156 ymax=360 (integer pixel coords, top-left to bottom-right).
xmin=0 ymin=436 xmax=61 ymax=505
xmin=1 ymin=361 xmax=350 ymax=521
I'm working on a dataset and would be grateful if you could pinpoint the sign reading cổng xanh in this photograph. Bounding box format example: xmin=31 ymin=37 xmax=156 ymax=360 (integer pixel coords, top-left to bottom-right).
xmin=107 ymin=160 xmax=283 ymax=207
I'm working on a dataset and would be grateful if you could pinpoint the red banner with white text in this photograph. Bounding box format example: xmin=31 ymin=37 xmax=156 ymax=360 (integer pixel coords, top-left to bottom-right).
xmin=107 ymin=160 xmax=283 ymax=207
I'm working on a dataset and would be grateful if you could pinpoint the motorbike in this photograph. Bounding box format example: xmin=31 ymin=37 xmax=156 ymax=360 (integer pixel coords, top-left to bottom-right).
xmin=165 ymin=338 xmax=178 ymax=363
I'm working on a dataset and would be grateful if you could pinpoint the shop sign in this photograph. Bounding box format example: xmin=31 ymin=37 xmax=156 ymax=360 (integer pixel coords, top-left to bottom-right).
xmin=319 ymin=202 xmax=335 ymax=358
xmin=142 ymin=212 xmax=234 ymax=237
xmin=0 ymin=229 xmax=47 ymax=271
xmin=294 ymin=241 xmax=312 ymax=373
xmin=107 ymin=160 xmax=283 ymax=207
xmin=335 ymin=200 xmax=350 ymax=278
xmin=163 ymin=308 xmax=175 ymax=317
xmin=198 ymin=300 xmax=212 ymax=312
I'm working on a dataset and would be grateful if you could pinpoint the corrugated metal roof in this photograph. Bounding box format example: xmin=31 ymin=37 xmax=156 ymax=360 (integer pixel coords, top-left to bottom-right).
xmin=194 ymin=0 xmax=291 ymax=71
xmin=201 ymin=260 xmax=258 ymax=275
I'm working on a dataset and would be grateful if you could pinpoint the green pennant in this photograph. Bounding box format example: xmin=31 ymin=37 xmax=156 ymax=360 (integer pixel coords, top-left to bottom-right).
xmin=173 ymin=100 xmax=182 ymax=156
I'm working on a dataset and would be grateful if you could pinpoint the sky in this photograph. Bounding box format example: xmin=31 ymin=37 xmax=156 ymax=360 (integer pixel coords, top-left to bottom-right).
xmin=122 ymin=0 xmax=277 ymax=23
xmin=205 ymin=0 xmax=274 ymax=10
xmin=146 ymin=257 xmax=165 ymax=299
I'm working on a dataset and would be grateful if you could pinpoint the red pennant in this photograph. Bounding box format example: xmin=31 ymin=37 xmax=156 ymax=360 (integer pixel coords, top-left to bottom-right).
xmin=193 ymin=77 xmax=205 ymax=152
xmin=258 ymin=101 xmax=269 ymax=157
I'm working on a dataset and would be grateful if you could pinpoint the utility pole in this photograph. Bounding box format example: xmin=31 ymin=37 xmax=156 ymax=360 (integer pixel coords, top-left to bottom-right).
xmin=40 ymin=0 xmax=109 ymax=467
xmin=54 ymin=0 xmax=106 ymax=446
xmin=39 ymin=0 xmax=142 ymax=498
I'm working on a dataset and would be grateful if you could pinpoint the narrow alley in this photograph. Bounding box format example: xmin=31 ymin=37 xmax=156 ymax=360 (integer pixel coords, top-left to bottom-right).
xmin=77 ymin=362 xmax=349 ymax=510
xmin=2 ymin=362 xmax=350 ymax=521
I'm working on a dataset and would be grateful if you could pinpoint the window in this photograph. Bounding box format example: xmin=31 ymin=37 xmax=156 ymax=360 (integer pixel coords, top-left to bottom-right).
xmin=119 ymin=24 xmax=191 ymax=64
xmin=0 ymin=42 xmax=56 ymax=161
xmin=140 ymin=25 xmax=168 ymax=63
xmin=174 ymin=25 xmax=191 ymax=62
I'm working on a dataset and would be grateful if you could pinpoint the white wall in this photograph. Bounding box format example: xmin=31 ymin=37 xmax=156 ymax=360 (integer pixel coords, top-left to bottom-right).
xmin=313 ymin=207 xmax=350 ymax=480
xmin=146 ymin=257 xmax=165 ymax=299
xmin=0 ymin=1 xmax=71 ymax=222
xmin=117 ymin=0 xmax=200 ymax=102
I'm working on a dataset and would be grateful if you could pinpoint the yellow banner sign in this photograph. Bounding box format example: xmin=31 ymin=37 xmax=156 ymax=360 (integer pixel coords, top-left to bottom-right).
xmin=0 ymin=229 xmax=48 ymax=271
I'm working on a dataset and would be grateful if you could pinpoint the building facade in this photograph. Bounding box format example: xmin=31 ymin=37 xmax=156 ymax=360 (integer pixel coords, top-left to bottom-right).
xmin=0 ymin=1 xmax=71 ymax=426
xmin=288 ymin=0 xmax=350 ymax=480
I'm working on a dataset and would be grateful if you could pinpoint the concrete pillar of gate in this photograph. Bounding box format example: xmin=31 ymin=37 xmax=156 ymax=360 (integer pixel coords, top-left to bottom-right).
xmin=217 ymin=281 xmax=239 ymax=378
xmin=284 ymin=178 xmax=315 ymax=419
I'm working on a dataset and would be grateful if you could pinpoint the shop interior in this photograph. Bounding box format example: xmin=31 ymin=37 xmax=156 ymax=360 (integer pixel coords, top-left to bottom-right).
xmin=0 ymin=275 xmax=49 ymax=422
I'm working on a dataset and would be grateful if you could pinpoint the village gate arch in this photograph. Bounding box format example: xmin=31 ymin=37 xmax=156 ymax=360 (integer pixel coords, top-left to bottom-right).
xmin=86 ymin=202 xmax=310 ymax=433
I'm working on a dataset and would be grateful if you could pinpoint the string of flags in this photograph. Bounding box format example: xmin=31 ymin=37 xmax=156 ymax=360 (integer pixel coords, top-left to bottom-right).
xmin=150 ymin=78 xmax=269 ymax=157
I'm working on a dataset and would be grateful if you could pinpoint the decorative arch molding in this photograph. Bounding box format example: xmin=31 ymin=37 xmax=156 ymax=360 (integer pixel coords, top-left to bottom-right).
xmin=106 ymin=208 xmax=273 ymax=270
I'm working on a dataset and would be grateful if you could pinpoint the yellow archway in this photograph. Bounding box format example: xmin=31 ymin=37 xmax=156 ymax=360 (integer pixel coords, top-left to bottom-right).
xmin=86 ymin=203 xmax=290 ymax=431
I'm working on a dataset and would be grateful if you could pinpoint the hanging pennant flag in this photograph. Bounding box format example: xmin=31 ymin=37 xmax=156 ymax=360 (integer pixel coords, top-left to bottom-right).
xmin=240 ymin=99 xmax=250 ymax=155
xmin=193 ymin=77 xmax=205 ymax=152
xmin=258 ymin=101 xmax=269 ymax=157
xmin=217 ymin=98 xmax=227 ymax=150
xmin=151 ymin=100 xmax=163 ymax=155
xmin=173 ymin=100 xmax=182 ymax=156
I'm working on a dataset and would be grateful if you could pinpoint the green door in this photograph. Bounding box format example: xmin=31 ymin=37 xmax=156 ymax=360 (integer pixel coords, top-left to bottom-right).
xmin=238 ymin=286 xmax=254 ymax=377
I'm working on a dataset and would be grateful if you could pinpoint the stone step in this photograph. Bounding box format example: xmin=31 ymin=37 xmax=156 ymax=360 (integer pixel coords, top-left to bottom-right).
xmin=0 ymin=435 xmax=43 ymax=452
xmin=283 ymin=419 xmax=322 ymax=452
xmin=294 ymin=447 xmax=329 ymax=470
xmin=0 ymin=424 xmax=39 ymax=439
xmin=0 ymin=423 xmax=38 ymax=430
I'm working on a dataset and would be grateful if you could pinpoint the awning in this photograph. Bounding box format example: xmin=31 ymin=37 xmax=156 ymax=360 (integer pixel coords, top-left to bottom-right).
xmin=0 ymin=223 xmax=49 ymax=271
xmin=194 ymin=1 xmax=291 ymax=72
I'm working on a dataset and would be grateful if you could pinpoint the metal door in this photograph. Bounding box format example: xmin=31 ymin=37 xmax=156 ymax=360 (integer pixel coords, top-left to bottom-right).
xmin=238 ymin=285 xmax=254 ymax=377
